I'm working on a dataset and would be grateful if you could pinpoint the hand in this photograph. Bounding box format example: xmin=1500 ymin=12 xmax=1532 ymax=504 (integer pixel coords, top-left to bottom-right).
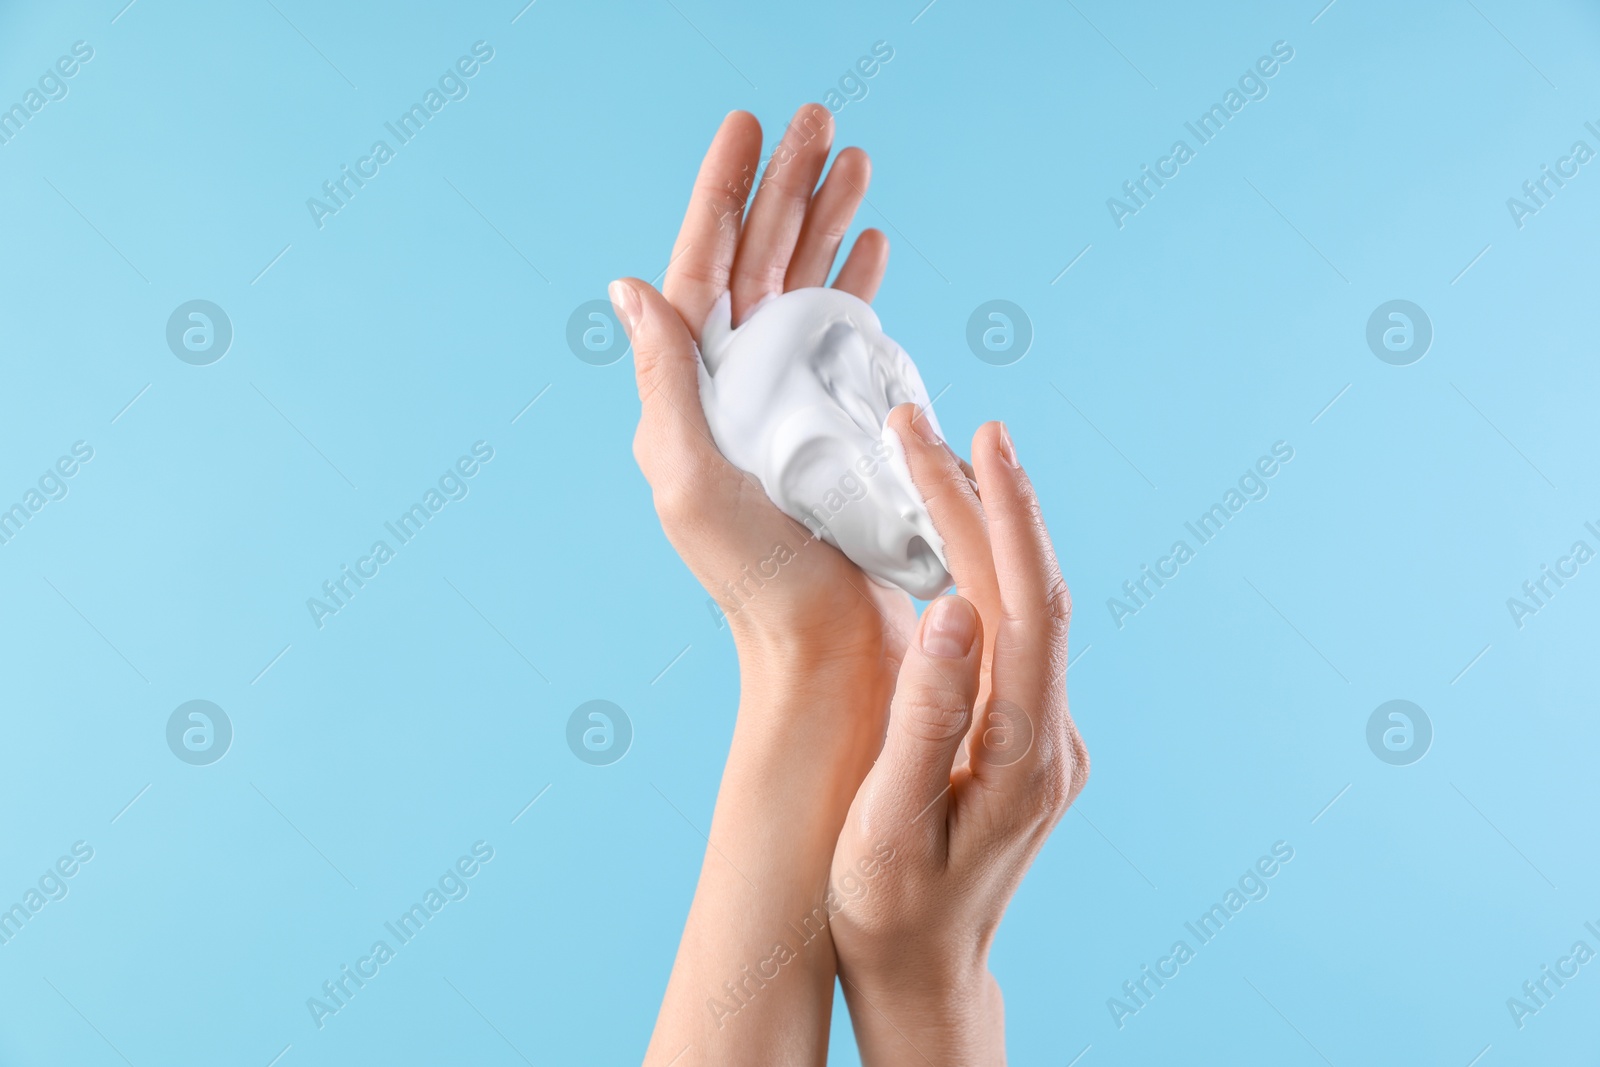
xmin=827 ymin=409 xmax=1090 ymax=1065
xmin=609 ymin=104 xmax=911 ymax=685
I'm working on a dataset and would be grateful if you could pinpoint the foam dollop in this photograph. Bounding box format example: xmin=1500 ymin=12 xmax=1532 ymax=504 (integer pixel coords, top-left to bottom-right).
xmin=697 ymin=288 xmax=952 ymax=600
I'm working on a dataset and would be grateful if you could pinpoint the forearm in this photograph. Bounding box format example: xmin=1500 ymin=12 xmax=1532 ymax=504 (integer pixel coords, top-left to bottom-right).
xmin=645 ymin=663 xmax=887 ymax=1066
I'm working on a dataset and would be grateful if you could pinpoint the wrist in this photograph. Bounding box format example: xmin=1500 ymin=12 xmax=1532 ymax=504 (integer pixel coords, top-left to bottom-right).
xmin=722 ymin=678 xmax=886 ymax=819
xmin=731 ymin=618 xmax=893 ymax=682
xmin=844 ymin=964 xmax=1004 ymax=1067
xmin=732 ymin=623 xmax=895 ymax=729
xmin=847 ymin=952 xmax=995 ymax=1011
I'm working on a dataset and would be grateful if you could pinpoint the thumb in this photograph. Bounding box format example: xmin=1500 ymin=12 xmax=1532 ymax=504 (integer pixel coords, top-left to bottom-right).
xmin=609 ymin=278 xmax=720 ymax=493
xmin=875 ymin=595 xmax=984 ymax=832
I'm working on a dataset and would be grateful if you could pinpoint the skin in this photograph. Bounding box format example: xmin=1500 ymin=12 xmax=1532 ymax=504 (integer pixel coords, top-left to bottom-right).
xmin=829 ymin=410 xmax=1090 ymax=1066
xmin=613 ymin=105 xmax=1088 ymax=1066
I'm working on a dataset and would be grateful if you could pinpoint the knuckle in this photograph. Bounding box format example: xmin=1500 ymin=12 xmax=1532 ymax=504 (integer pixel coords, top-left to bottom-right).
xmin=631 ymin=340 xmax=670 ymax=386
xmin=1068 ymin=729 xmax=1091 ymax=801
xmin=1039 ymin=571 xmax=1074 ymax=660
xmin=813 ymin=215 xmax=852 ymax=246
xmin=672 ymin=256 xmax=732 ymax=292
xmin=918 ymin=463 xmax=979 ymax=514
xmin=696 ymin=173 xmax=751 ymax=220
xmin=899 ymin=683 xmax=972 ymax=744
xmin=1044 ymin=572 xmax=1073 ymax=628
xmin=995 ymin=486 xmax=1048 ymax=537
xmin=651 ymin=478 xmax=700 ymax=527
xmin=742 ymin=259 xmax=791 ymax=300
xmin=1032 ymin=754 xmax=1073 ymax=816
xmin=997 ymin=574 xmax=1072 ymax=643
xmin=1024 ymin=731 xmax=1085 ymax=820
xmin=631 ymin=428 xmax=657 ymax=481
xmin=632 ymin=423 xmax=672 ymax=481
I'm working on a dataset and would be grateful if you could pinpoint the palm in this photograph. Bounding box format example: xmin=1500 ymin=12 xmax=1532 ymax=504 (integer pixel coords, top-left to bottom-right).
xmin=648 ymin=105 xmax=915 ymax=670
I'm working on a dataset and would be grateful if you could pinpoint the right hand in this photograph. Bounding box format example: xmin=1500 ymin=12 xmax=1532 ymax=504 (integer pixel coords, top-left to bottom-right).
xmin=827 ymin=411 xmax=1090 ymax=1065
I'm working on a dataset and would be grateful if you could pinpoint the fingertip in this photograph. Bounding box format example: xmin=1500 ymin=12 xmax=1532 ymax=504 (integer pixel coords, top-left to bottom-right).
xmin=613 ymin=278 xmax=696 ymax=360
xmin=920 ymin=594 xmax=980 ymax=660
xmin=833 ymin=145 xmax=871 ymax=181
xmin=793 ymin=101 xmax=834 ymax=133
xmin=831 ymin=228 xmax=889 ymax=301
xmin=973 ymin=421 xmax=1004 ymax=452
xmin=608 ymin=278 xmax=642 ymax=333
xmin=712 ymin=110 xmax=763 ymax=163
xmin=888 ymin=401 xmax=941 ymax=451
xmin=998 ymin=422 xmax=1020 ymax=467
xmin=972 ymin=421 xmax=1019 ymax=472
xmin=886 ymin=401 xmax=918 ymax=434
xmin=785 ymin=104 xmax=834 ymax=161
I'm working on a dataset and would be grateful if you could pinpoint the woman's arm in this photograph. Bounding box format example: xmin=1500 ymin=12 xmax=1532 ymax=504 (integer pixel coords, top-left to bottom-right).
xmin=621 ymin=105 xmax=913 ymax=1065
xmin=641 ymin=656 xmax=891 ymax=1066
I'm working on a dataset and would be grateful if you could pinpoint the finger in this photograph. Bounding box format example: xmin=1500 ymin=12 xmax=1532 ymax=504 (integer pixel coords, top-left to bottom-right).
xmin=663 ymin=111 xmax=762 ymax=342
xmin=885 ymin=404 xmax=999 ymax=621
xmin=610 ymin=277 xmax=723 ymax=497
xmin=886 ymin=405 xmax=1001 ymax=776
xmin=951 ymin=449 xmax=978 ymax=489
xmin=831 ymin=228 xmax=888 ymax=302
xmin=870 ymin=595 xmax=984 ymax=840
xmin=785 ymin=146 xmax=871 ymax=290
xmin=730 ymin=103 xmax=834 ymax=324
xmin=967 ymin=421 xmax=1083 ymax=809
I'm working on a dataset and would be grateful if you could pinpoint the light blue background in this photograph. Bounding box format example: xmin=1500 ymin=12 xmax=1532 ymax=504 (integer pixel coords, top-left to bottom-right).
xmin=1 ymin=0 xmax=1597 ymax=1063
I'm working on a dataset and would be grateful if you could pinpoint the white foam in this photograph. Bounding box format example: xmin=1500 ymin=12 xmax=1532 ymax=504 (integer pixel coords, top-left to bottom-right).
xmin=697 ymin=288 xmax=953 ymax=599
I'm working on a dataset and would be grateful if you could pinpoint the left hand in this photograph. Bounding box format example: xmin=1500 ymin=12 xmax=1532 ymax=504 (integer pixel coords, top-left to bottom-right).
xmin=630 ymin=106 xmax=922 ymax=1067
xmin=611 ymin=104 xmax=910 ymax=694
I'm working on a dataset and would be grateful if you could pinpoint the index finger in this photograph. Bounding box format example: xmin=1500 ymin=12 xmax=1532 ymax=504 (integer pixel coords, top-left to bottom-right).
xmin=662 ymin=110 xmax=762 ymax=342
xmin=966 ymin=421 xmax=1081 ymax=809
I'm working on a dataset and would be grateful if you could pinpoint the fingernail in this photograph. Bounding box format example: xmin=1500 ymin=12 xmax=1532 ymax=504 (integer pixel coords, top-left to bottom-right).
xmin=998 ymin=423 xmax=1020 ymax=468
xmin=921 ymin=596 xmax=976 ymax=659
xmin=608 ymin=280 xmax=640 ymax=331
xmin=910 ymin=407 xmax=940 ymax=445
